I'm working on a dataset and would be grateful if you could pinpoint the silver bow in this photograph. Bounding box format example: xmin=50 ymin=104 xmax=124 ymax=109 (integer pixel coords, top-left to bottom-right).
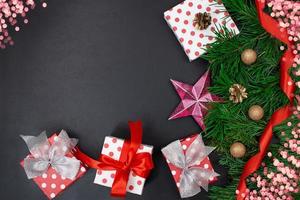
xmin=162 ymin=135 xmax=219 ymax=198
xmin=21 ymin=130 xmax=81 ymax=180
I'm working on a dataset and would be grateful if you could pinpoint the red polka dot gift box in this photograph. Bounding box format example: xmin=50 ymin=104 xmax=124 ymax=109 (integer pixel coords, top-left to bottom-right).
xmin=164 ymin=0 xmax=239 ymax=61
xmin=161 ymin=134 xmax=219 ymax=198
xmin=20 ymin=131 xmax=87 ymax=199
xmin=94 ymin=136 xmax=153 ymax=195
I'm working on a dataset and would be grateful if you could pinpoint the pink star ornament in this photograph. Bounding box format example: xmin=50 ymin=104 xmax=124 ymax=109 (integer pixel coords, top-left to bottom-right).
xmin=169 ymin=70 xmax=220 ymax=130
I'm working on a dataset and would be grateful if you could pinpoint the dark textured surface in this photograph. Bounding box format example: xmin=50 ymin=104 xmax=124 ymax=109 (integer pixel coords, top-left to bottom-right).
xmin=0 ymin=0 xmax=227 ymax=199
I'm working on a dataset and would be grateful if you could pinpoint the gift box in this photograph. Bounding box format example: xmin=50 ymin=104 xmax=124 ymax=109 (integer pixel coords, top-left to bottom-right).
xmin=20 ymin=131 xmax=87 ymax=199
xmin=164 ymin=0 xmax=239 ymax=61
xmin=161 ymin=134 xmax=219 ymax=198
xmin=94 ymin=136 xmax=153 ymax=195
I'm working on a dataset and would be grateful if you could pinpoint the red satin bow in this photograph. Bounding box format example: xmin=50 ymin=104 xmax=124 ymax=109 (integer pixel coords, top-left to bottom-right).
xmin=236 ymin=1 xmax=295 ymax=199
xmin=73 ymin=121 xmax=154 ymax=197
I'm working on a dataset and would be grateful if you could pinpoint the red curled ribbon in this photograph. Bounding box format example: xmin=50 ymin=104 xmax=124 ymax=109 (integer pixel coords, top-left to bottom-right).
xmin=73 ymin=121 xmax=154 ymax=197
xmin=236 ymin=1 xmax=295 ymax=199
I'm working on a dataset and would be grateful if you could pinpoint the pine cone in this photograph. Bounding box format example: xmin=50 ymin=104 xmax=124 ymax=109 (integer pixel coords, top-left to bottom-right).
xmin=229 ymin=84 xmax=248 ymax=103
xmin=193 ymin=12 xmax=212 ymax=30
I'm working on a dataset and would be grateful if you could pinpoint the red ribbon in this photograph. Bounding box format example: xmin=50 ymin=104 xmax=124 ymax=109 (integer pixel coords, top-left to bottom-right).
xmin=236 ymin=1 xmax=295 ymax=199
xmin=73 ymin=121 xmax=154 ymax=197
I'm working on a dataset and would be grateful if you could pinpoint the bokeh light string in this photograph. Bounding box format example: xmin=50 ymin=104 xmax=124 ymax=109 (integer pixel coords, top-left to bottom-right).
xmin=0 ymin=0 xmax=47 ymax=49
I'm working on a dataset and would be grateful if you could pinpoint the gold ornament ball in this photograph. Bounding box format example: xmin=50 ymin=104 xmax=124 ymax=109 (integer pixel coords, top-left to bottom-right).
xmin=241 ymin=49 xmax=257 ymax=65
xmin=230 ymin=142 xmax=246 ymax=158
xmin=248 ymin=105 xmax=264 ymax=121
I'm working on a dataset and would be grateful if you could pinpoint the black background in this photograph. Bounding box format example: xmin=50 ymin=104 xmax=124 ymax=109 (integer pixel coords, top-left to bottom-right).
xmin=1 ymin=0 xmax=228 ymax=199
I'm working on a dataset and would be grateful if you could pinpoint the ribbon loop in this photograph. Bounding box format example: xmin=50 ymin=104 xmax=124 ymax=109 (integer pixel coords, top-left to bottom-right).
xmin=21 ymin=130 xmax=81 ymax=180
xmin=73 ymin=121 xmax=154 ymax=197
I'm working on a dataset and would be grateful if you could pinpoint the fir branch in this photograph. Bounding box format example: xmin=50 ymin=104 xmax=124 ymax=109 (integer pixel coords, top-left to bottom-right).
xmin=203 ymin=0 xmax=294 ymax=199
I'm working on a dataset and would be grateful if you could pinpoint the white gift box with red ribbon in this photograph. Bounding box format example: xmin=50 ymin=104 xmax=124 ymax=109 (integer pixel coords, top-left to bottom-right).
xmin=94 ymin=136 xmax=153 ymax=195
xmin=164 ymin=0 xmax=239 ymax=61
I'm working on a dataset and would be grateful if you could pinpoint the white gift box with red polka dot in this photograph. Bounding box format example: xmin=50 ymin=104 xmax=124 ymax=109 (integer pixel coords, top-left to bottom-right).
xmin=20 ymin=134 xmax=87 ymax=200
xmin=164 ymin=0 xmax=239 ymax=61
xmin=94 ymin=136 xmax=153 ymax=195
xmin=163 ymin=134 xmax=217 ymax=190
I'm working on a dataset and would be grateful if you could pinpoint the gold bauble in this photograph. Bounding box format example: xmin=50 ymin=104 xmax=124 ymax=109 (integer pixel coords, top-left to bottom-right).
xmin=241 ymin=49 xmax=257 ymax=65
xmin=248 ymin=105 xmax=264 ymax=121
xmin=230 ymin=142 xmax=246 ymax=158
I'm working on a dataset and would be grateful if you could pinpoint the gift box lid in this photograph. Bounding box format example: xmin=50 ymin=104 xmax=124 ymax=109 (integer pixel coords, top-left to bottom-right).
xmin=20 ymin=133 xmax=87 ymax=199
xmin=165 ymin=134 xmax=217 ymax=183
xmin=164 ymin=0 xmax=239 ymax=61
